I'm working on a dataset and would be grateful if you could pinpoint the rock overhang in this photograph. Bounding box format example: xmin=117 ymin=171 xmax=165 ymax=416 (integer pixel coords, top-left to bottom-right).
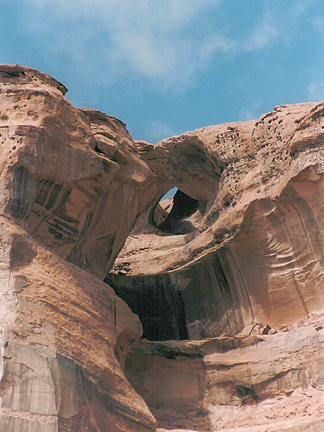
xmin=109 ymin=101 xmax=324 ymax=344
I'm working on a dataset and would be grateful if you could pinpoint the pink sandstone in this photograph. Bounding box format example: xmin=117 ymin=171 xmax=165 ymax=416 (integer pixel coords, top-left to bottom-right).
xmin=0 ymin=65 xmax=323 ymax=431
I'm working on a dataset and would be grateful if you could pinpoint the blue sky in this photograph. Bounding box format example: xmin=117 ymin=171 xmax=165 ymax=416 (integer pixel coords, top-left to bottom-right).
xmin=1 ymin=0 xmax=324 ymax=143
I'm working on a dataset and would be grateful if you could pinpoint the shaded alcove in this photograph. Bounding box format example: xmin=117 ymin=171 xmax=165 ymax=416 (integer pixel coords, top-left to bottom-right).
xmin=106 ymin=273 xmax=189 ymax=341
xmin=106 ymin=246 xmax=254 ymax=342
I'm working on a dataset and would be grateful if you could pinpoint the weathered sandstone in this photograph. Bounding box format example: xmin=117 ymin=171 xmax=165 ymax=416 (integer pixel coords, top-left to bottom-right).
xmin=0 ymin=65 xmax=157 ymax=432
xmin=126 ymin=321 xmax=324 ymax=431
xmin=0 ymin=65 xmax=324 ymax=431
xmin=109 ymin=102 xmax=324 ymax=339
xmin=0 ymin=65 xmax=158 ymax=279
xmin=0 ymin=218 xmax=155 ymax=432
xmin=108 ymin=102 xmax=324 ymax=430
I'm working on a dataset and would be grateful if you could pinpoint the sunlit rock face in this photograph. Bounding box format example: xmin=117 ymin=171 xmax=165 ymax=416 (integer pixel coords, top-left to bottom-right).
xmin=0 ymin=65 xmax=157 ymax=432
xmin=108 ymin=102 xmax=324 ymax=431
xmin=1 ymin=65 xmax=324 ymax=432
xmin=0 ymin=65 xmax=157 ymax=280
xmin=126 ymin=326 xmax=324 ymax=432
xmin=0 ymin=220 xmax=156 ymax=432
xmin=109 ymin=103 xmax=324 ymax=339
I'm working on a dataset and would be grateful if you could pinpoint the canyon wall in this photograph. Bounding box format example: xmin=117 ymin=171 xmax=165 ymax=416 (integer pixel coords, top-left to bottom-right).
xmin=0 ymin=65 xmax=323 ymax=431
xmin=108 ymin=102 xmax=324 ymax=430
xmin=0 ymin=65 xmax=157 ymax=432
xmin=109 ymin=102 xmax=324 ymax=340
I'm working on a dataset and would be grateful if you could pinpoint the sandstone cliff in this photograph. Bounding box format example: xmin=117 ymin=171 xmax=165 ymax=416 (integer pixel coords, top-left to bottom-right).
xmin=110 ymin=104 xmax=324 ymax=430
xmin=0 ymin=65 xmax=157 ymax=432
xmin=0 ymin=65 xmax=323 ymax=432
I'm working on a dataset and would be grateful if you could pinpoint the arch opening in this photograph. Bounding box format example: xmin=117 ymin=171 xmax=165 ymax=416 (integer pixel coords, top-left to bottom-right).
xmin=153 ymin=188 xmax=199 ymax=234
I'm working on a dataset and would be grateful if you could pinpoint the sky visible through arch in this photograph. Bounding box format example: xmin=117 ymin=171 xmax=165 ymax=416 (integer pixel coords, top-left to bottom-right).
xmin=1 ymin=0 xmax=324 ymax=146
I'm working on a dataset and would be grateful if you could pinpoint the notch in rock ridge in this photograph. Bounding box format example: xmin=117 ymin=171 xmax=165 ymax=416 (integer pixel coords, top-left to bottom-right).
xmin=153 ymin=188 xmax=199 ymax=234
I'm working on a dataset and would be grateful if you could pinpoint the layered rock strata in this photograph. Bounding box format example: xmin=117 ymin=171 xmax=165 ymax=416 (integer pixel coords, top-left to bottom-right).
xmin=0 ymin=65 xmax=157 ymax=432
xmin=110 ymin=102 xmax=324 ymax=340
xmin=0 ymin=65 xmax=324 ymax=431
xmin=126 ymin=321 xmax=324 ymax=431
xmin=108 ymin=102 xmax=324 ymax=430
xmin=0 ymin=219 xmax=155 ymax=432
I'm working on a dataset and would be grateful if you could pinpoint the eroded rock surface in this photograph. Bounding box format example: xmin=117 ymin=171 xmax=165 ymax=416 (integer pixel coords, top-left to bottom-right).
xmin=0 ymin=218 xmax=156 ymax=432
xmin=109 ymin=102 xmax=324 ymax=339
xmin=0 ymin=65 xmax=157 ymax=432
xmin=108 ymin=102 xmax=324 ymax=430
xmin=1 ymin=65 xmax=324 ymax=431
xmin=0 ymin=65 xmax=157 ymax=280
xmin=126 ymin=321 xmax=324 ymax=431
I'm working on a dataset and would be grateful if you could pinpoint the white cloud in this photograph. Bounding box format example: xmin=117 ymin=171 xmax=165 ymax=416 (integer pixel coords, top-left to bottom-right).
xmin=21 ymin=0 xmax=288 ymax=92
xmin=23 ymin=0 xmax=223 ymax=90
xmin=146 ymin=120 xmax=178 ymax=143
xmin=244 ymin=13 xmax=279 ymax=52
xmin=308 ymin=80 xmax=324 ymax=102
xmin=238 ymin=108 xmax=257 ymax=122
xmin=306 ymin=16 xmax=324 ymax=102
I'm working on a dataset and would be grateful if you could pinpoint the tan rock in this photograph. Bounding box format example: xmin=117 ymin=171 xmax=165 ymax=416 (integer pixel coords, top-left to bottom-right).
xmin=126 ymin=321 xmax=324 ymax=431
xmin=0 ymin=65 xmax=158 ymax=432
xmin=2 ymin=65 xmax=324 ymax=432
xmin=0 ymin=64 xmax=158 ymax=280
xmin=110 ymin=102 xmax=324 ymax=338
xmin=107 ymin=101 xmax=324 ymax=431
xmin=0 ymin=217 xmax=156 ymax=431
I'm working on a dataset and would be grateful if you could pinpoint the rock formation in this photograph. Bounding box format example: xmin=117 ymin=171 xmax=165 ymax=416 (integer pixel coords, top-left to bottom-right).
xmin=0 ymin=65 xmax=324 ymax=431
xmin=0 ymin=65 xmax=157 ymax=432
xmin=109 ymin=105 xmax=324 ymax=430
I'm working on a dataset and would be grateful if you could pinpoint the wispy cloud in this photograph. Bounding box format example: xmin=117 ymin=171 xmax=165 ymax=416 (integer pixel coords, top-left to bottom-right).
xmin=306 ymin=15 xmax=324 ymax=102
xmin=146 ymin=120 xmax=178 ymax=143
xmin=23 ymin=0 xmax=222 ymax=89
xmin=238 ymin=108 xmax=257 ymax=122
xmin=244 ymin=13 xmax=279 ymax=52
xmin=308 ymin=80 xmax=324 ymax=102
xmin=21 ymin=0 xmax=289 ymax=92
